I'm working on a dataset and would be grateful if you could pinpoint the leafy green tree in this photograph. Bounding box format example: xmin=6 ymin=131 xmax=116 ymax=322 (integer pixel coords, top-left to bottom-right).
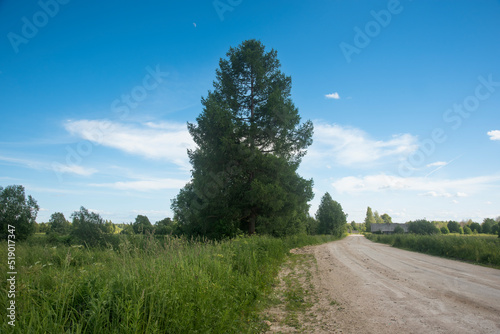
xmin=172 ymin=39 xmax=314 ymax=238
xmin=350 ymin=221 xmax=357 ymax=231
xmin=374 ymin=211 xmax=384 ymax=224
xmin=0 ymin=185 xmax=39 ymax=241
xmin=132 ymin=215 xmax=153 ymax=234
xmin=463 ymin=225 xmax=472 ymax=235
xmin=37 ymin=222 xmax=50 ymax=233
xmin=304 ymin=216 xmax=318 ymax=235
xmin=491 ymin=222 xmax=499 ymax=235
xmin=364 ymin=207 xmax=375 ymax=232
xmin=120 ymin=224 xmax=134 ymax=235
xmin=315 ymin=193 xmax=347 ymax=237
xmin=48 ymin=212 xmax=71 ymax=235
xmin=393 ymin=225 xmax=405 ymax=234
xmin=381 ymin=213 xmax=392 ymax=224
xmin=447 ymin=220 xmax=461 ymax=233
xmin=481 ymin=218 xmax=495 ymax=234
xmin=440 ymin=226 xmax=450 ymax=234
xmin=103 ymin=220 xmax=116 ymax=234
xmin=469 ymin=222 xmax=481 ymax=233
xmin=408 ymin=219 xmax=439 ymax=235
xmin=71 ymin=207 xmax=106 ymax=247
xmin=154 ymin=218 xmax=177 ymax=235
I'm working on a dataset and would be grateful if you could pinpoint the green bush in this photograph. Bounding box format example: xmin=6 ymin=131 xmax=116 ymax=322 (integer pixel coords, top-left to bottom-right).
xmin=440 ymin=226 xmax=450 ymax=234
xmin=408 ymin=219 xmax=440 ymax=235
xmin=393 ymin=226 xmax=404 ymax=234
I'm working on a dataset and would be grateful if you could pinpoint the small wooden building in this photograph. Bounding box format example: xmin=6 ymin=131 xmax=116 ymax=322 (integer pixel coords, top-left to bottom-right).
xmin=370 ymin=223 xmax=408 ymax=234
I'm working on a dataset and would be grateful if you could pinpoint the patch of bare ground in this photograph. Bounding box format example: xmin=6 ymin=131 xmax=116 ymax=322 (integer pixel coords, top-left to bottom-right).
xmin=263 ymin=246 xmax=348 ymax=333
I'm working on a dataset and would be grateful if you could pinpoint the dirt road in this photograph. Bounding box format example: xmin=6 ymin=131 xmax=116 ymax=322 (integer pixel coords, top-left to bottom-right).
xmin=287 ymin=235 xmax=500 ymax=333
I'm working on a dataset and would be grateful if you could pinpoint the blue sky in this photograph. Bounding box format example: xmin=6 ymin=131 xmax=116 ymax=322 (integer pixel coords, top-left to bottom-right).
xmin=1 ymin=0 xmax=499 ymax=225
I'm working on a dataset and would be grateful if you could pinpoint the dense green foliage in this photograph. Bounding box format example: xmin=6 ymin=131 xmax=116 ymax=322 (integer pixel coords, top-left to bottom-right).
xmin=374 ymin=211 xmax=383 ymax=224
xmin=154 ymin=217 xmax=177 ymax=235
xmin=70 ymin=207 xmax=109 ymax=247
xmin=381 ymin=213 xmax=392 ymax=224
xmin=393 ymin=225 xmax=405 ymax=234
xmin=364 ymin=207 xmax=375 ymax=232
xmin=315 ymin=192 xmax=347 ymax=236
xmin=481 ymin=218 xmax=495 ymax=234
xmin=440 ymin=226 xmax=450 ymax=234
xmin=48 ymin=212 xmax=71 ymax=235
xmin=407 ymin=219 xmax=440 ymax=235
xmin=463 ymin=225 xmax=472 ymax=235
xmin=0 ymin=234 xmax=342 ymax=333
xmin=172 ymin=40 xmax=314 ymax=239
xmin=447 ymin=221 xmax=461 ymax=233
xmin=132 ymin=215 xmax=153 ymax=234
xmin=0 ymin=185 xmax=39 ymax=241
xmin=365 ymin=233 xmax=500 ymax=267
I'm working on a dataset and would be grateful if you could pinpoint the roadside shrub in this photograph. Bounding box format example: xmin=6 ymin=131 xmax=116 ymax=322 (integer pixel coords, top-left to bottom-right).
xmin=46 ymin=232 xmax=73 ymax=245
xmin=440 ymin=226 xmax=450 ymax=234
xmin=393 ymin=226 xmax=405 ymax=234
xmin=408 ymin=219 xmax=439 ymax=235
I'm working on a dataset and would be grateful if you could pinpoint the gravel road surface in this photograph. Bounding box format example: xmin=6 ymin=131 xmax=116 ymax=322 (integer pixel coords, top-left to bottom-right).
xmin=305 ymin=235 xmax=500 ymax=333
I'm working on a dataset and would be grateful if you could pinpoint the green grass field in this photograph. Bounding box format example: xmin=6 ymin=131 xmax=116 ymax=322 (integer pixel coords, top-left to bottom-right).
xmin=1 ymin=234 xmax=341 ymax=333
xmin=365 ymin=233 xmax=500 ymax=268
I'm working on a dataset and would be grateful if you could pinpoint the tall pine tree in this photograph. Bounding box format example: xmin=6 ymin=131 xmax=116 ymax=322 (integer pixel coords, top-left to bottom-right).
xmin=172 ymin=40 xmax=314 ymax=238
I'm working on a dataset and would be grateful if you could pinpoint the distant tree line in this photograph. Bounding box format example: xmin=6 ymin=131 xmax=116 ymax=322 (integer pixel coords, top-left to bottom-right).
xmin=353 ymin=204 xmax=500 ymax=236
xmin=1 ymin=184 xmax=348 ymax=246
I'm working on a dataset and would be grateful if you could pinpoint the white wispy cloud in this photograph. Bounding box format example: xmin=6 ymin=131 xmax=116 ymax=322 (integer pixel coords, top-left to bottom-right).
xmin=90 ymin=178 xmax=188 ymax=191
xmin=332 ymin=173 xmax=500 ymax=196
xmin=325 ymin=92 xmax=340 ymax=99
xmin=307 ymin=122 xmax=418 ymax=167
xmin=0 ymin=155 xmax=97 ymax=176
xmin=0 ymin=155 xmax=45 ymax=170
xmin=64 ymin=119 xmax=195 ymax=168
xmin=51 ymin=164 xmax=97 ymax=176
xmin=426 ymin=161 xmax=447 ymax=168
xmin=487 ymin=130 xmax=500 ymax=141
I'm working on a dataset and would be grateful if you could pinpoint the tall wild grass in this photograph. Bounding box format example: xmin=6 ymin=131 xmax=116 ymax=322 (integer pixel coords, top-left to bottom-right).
xmin=0 ymin=234 xmax=340 ymax=333
xmin=365 ymin=233 xmax=500 ymax=267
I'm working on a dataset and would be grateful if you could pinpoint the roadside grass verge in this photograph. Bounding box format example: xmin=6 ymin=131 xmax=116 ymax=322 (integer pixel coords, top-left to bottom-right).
xmin=262 ymin=251 xmax=319 ymax=333
xmin=0 ymin=234 xmax=340 ymax=333
xmin=365 ymin=233 xmax=500 ymax=268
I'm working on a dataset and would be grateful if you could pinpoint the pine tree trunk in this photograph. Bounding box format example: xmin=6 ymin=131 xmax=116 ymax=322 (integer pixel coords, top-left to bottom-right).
xmin=249 ymin=210 xmax=256 ymax=235
xmin=248 ymin=72 xmax=256 ymax=236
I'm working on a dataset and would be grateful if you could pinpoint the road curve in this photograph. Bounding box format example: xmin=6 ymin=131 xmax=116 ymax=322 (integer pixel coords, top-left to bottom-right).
xmin=310 ymin=235 xmax=500 ymax=334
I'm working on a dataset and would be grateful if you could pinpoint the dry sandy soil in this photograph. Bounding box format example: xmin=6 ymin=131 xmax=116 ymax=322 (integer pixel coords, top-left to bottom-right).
xmin=266 ymin=235 xmax=500 ymax=333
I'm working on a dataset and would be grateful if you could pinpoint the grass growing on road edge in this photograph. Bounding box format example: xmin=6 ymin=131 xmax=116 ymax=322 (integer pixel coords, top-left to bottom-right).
xmin=365 ymin=233 xmax=500 ymax=268
xmin=262 ymin=234 xmax=347 ymax=333
xmin=0 ymin=234 xmax=341 ymax=333
xmin=263 ymin=252 xmax=319 ymax=332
